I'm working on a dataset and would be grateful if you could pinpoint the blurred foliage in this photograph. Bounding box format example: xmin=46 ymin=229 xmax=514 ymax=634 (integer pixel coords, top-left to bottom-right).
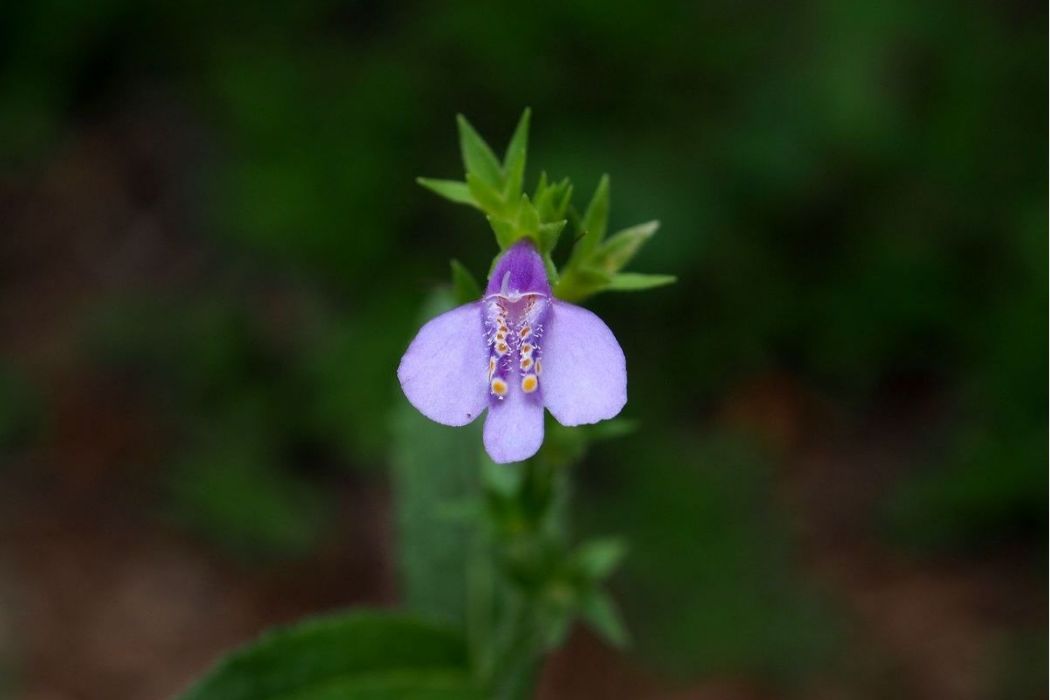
xmin=180 ymin=611 xmax=478 ymax=700
xmin=391 ymin=291 xmax=481 ymax=627
xmin=84 ymin=297 xmax=340 ymax=557
xmin=0 ymin=367 xmax=39 ymax=461
xmin=581 ymin=433 xmax=838 ymax=680
xmin=0 ymin=0 xmax=1044 ymax=692
xmin=168 ymin=440 xmax=331 ymax=560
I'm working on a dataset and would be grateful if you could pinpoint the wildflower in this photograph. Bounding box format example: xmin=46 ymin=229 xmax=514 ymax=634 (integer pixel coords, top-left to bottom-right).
xmin=398 ymin=241 xmax=626 ymax=463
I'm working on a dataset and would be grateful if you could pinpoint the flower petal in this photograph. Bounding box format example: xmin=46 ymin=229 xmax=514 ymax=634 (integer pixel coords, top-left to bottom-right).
xmin=483 ymin=389 xmax=544 ymax=463
xmin=542 ymin=300 xmax=627 ymax=426
xmin=486 ymin=240 xmax=551 ymax=298
xmin=397 ymin=302 xmax=488 ymax=426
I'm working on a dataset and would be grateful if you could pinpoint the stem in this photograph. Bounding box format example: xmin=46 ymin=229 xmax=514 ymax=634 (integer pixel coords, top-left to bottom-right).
xmin=477 ymin=452 xmax=571 ymax=699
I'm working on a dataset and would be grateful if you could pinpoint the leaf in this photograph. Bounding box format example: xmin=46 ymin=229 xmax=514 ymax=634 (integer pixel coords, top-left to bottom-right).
xmin=538 ymin=220 xmax=566 ymax=254
xmin=575 ymin=174 xmax=610 ymax=260
xmin=502 ymin=108 xmax=530 ymax=201
xmin=487 ymin=217 xmax=517 ymax=249
xmin=572 ymin=266 xmax=614 ymax=287
xmin=518 ymin=194 xmax=540 ymax=236
xmin=553 ymin=179 xmax=574 ymax=220
xmin=543 ymin=253 xmax=560 ymax=285
xmin=552 ymin=266 xmax=612 ymax=302
xmin=179 ymin=610 xmax=479 ymax=700
xmin=605 ymin=272 xmax=676 ymax=291
xmin=532 ymin=170 xmax=548 ymax=202
xmin=573 ymin=538 xmax=628 ymax=579
xmin=532 ymin=173 xmax=554 ymax=219
xmin=280 ymin=671 xmax=477 ymax=700
xmin=580 ymin=592 xmax=630 ymax=649
xmin=594 ymin=221 xmax=660 ymax=273
xmin=392 ymin=291 xmax=483 ymax=626
xmin=416 ymin=178 xmax=478 ymax=208
xmin=541 ymin=614 xmax=572 ymax=650
xmin=449 ymin=260 xmax=482 ymax=304
xmin=457 ymin=114 xmax=503 ymax=189
xmin=466 ymin=172 xmax=505 ymax=215
xmin=534 ymin=174 xmax=572 ymax=223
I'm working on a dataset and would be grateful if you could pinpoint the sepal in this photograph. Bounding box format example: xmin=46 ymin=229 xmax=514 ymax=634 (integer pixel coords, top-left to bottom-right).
xmin=502 ymin=108 xmax=530 ymax=202
xmin=593 ymin=220 xmax=660 ymax=273
xmin=416 ymin=178 xmax=478 ymax=208
xmin=556 ymin=179 xmax=674 ymax=301
xmin=419 ymin=111 xmax=672 ymax=300
xmin=457 ymin=114 xmax=503 ymax=188
xmin=606 ymin=272 xmax=677 ymax=291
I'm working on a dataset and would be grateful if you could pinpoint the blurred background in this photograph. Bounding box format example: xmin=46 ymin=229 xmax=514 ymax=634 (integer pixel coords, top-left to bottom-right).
xmin=0 ymin=1 xmax=1045 ymax=698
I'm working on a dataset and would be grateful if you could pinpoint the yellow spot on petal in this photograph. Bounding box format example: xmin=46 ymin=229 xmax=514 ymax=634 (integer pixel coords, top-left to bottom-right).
xmin=491 ymin=378 xmax=508 ymax=397
xmin=496 ymin=342 xmax=509 ymax=355
xmin=487 ymin=357 xmax=496 ymax=379
xmin=521 ymin=374 xmax=538 ymax=393
xmin=520 ymin=357 xmax=533 ymax=370
xmin=519 ymin=325 xmax=531 ymax=339
xmin=534 ymin=359 xmax=542 ymax=375
xmin=521 ymin=343 xmax=533 ymax=356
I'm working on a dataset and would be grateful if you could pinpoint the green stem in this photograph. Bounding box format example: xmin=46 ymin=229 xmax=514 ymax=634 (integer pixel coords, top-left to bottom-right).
xmin=477 ymin=453 xmax=570 ymax=698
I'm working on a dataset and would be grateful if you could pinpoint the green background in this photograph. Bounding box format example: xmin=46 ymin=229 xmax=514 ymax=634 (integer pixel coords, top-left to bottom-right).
xmin=0 ymin=1 xmax=1044 ymax=698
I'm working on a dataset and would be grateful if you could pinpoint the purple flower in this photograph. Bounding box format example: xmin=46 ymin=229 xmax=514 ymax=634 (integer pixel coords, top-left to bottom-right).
xmin=398 ymin=241 xmax=627 ymax=463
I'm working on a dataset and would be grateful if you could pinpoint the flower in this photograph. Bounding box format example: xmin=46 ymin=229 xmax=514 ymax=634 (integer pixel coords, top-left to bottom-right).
xmin=398 ymin=241 xmax=627 ymax=463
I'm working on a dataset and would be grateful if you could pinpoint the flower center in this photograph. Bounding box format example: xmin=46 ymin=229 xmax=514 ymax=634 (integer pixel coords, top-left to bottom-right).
xmin=484 ymin=292 xmax=547 ymax=399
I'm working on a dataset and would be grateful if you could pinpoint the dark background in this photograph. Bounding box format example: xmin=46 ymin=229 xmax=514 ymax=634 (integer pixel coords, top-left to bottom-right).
xmin=0 ymin=1 xmax=1045 ymax=698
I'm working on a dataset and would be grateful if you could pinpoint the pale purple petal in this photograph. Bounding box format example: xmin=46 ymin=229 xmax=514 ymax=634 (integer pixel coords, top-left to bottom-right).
xmin=397 ymin=302 xmax=488 ymax=426
xmin=483 ymin=388 xmax=545 ymax=464
xmin=542 ymin=300 xmax=627 ymax=426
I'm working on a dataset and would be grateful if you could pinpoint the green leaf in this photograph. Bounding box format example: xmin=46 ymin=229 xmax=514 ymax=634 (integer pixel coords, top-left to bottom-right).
xmin=534 ymin=173 xmax=573 ymax=222
xmin=541 ymin=615 xmax=572 ymax=650
xmin=554 ymin=180 xmax=574 ymax=219
xmin=392 ymin=291 xmax=483 ymax=626
xmin=580 ymin=592 xmax=630 ymax=649
xmin=502 ymin=108 xmax=530 ymax=201
xmin=594 ymin=220 xmax=660 ymax=273
xmin=533 ymin=172 xmax=563 ymax=222
xmin=572 ymin=266 xmax=613 ymax=288
xmin=487 ymin=217 xmax=517 ymax=249
xmin=575 ymin=175 xmax=610 ymax=260
xmin=457 ymin=114 xmax=503 ymax=189
xmin=574 ymin=538 xmax=628 ymax=579
xmin=518 ymin=194 xmax=540 ymax=236
xmin=279 ymin=671 xmax=477 ymax=700
xmin=532 ymin=170 xmax=548 ymax=202
xmin=543 ymin=253 xmax=560 ymax=285
xmin=449 ymin=260 xmax=482 ymax=304
xmin=605 ymin=272 xmax=676 ymax=291
xmin=180 ymin=610 xmax=478 ymax=700
xmin=552 ymin=266 xmax=612 ymax=302
xmin=538 ymin=220 xmax=567 ymax=254
xmin=466 ymin=172 xmax=506 ymax=216
xmin=416 ymin=178 xmax=478 ymax=208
